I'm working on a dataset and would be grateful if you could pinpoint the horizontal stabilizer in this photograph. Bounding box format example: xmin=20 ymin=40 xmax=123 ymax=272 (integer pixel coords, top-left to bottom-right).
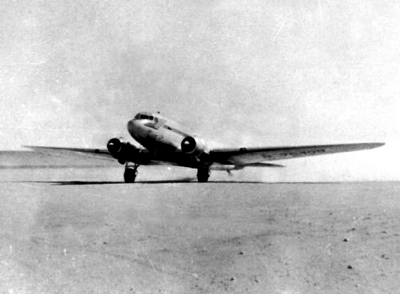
xmin=239 ymin=163 xmax=285 ymax=168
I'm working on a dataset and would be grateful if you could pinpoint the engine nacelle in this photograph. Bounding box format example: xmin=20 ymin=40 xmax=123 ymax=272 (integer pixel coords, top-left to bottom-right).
xmin=107 ymin=138 xmax=140 ymax=164
xmin=181 ymin=136 xmax=208 ymax=158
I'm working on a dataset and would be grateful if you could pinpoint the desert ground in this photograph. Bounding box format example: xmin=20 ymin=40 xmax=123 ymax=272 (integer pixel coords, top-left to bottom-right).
xmin=0 ymin=152 xmax=399 ymax=293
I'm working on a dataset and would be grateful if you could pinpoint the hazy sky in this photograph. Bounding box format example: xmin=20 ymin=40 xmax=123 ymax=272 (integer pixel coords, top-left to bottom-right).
xmin=1 ymin=0 xmax=399 ymax=180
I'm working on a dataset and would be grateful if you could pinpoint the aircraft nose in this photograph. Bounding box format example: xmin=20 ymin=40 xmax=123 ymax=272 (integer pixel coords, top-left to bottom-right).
xmin=127 ymin=119 xmax=139 ymax=134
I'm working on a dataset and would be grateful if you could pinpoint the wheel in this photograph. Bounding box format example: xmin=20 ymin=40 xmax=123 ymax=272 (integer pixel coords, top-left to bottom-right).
xmin=197 ymin=168 xmax=210 ymax=183
xmin=124 ymin=167 xmax=138 ymax=183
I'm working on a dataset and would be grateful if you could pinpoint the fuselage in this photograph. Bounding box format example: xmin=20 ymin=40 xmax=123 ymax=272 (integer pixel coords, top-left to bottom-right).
xmin=127 ymin=112 xmax=192 ymax=154
xmin=124 ymin=112 xmax=231 ymax=170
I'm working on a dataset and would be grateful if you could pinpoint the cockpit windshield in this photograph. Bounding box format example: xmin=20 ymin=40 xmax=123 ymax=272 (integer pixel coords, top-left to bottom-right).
xmin=134 ymin=113 xmax=157 ymax=121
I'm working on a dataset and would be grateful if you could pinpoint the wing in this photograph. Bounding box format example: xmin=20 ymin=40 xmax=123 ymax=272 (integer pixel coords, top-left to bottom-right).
xmin=210 ymin=142 xmax=385 ymax=165
xmin=23 ymin=146 xmax=183 ymax=166
xmin=24 ymin=146 xmax=115 ymax=161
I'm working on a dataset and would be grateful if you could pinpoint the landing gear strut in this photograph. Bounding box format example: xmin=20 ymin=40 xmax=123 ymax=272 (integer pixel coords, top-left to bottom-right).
xmin=197 ymin=168 xmax=210 ymax=183
xmin=124 ymin=163 xmax=139 ymax=183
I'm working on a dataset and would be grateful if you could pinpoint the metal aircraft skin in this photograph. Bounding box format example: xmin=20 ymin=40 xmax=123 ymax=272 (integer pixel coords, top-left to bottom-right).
xmin=26 ymin=111 xmax=385 ymax=183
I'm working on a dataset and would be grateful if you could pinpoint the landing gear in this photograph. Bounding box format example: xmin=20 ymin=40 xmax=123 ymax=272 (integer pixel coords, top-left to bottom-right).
xmin=124 ymin=163 xmax=139 ymax=183
xmin=197 ymin=168 xmax=210 ymax=183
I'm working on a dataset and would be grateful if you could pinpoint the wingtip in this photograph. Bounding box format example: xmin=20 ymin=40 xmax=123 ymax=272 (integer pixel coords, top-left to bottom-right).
xmin=371 ymin=142 xmax=385 ymax=148
xmin=22 ymin=145 xmax=48 ymax=151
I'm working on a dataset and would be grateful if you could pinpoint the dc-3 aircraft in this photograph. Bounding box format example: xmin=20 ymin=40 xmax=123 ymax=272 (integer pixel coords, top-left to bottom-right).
xmin=26 ymin=112 xmax=385 ymax=183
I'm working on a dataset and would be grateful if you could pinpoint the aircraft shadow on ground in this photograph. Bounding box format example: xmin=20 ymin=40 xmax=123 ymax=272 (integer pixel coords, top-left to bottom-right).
xmin=17 ymin=178 xmax=269 ymax=185
xmin=15 ymin=179 xmax=348 ymax=186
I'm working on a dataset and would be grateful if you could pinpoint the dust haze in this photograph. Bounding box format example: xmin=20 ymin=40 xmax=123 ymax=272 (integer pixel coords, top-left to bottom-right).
xmin=1 ymin=0 xmax=398 ymax=180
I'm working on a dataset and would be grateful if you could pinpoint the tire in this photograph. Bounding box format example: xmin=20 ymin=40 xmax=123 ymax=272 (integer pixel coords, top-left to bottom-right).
xmin=197 ymin=169 xmax=210 ymax=183
xmin=124 ymin=168 xmax=138 ymax=183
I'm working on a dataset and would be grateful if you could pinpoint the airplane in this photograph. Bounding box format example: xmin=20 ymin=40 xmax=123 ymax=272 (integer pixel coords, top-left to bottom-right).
xmin=25 ymin=111 xmax=385 ymax=183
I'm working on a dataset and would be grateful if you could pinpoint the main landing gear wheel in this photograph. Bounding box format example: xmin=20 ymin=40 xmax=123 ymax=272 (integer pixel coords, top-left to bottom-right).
xmin=197 ymin=168 xmax=210 ymax=183
xmin=124 ymin=163 xmax=139 ymax=183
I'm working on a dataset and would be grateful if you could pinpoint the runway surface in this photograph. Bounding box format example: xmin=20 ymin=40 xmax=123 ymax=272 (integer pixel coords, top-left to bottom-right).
xmin=0 ymin=167 xmax=399 ymax=293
